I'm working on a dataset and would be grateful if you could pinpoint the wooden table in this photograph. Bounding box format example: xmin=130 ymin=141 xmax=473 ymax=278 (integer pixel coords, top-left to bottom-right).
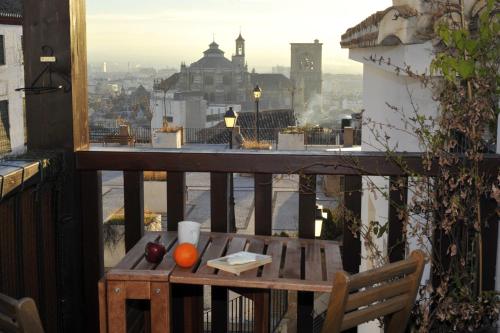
xmin=99 ymin=231 xmax=342 ymax=333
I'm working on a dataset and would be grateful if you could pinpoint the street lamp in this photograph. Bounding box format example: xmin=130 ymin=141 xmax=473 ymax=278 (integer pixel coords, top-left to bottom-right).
xmin=253 ymin=85 xmax=262 ymax=143
xmin=224 ymin=107 xmax=238 ymax=147
xmin=224 ymin=107 xmax=238 ymax=232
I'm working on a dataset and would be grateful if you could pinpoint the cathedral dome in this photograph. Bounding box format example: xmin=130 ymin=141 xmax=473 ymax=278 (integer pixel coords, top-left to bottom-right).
xmin=191 ymin=41 xmax=233 ymax=69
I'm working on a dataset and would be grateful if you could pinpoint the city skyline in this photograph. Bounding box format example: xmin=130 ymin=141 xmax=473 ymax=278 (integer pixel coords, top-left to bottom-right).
xmin=86 ymin=0 xmax=392 ymax=74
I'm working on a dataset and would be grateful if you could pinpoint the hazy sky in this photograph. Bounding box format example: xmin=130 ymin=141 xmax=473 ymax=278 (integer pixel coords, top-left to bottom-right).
xmin=86 ymin=0 xmax=392 ymax=74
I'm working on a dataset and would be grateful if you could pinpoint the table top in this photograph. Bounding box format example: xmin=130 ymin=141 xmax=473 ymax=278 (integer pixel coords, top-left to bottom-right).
xmin=107 ymin=231 xmax=342 ymax=293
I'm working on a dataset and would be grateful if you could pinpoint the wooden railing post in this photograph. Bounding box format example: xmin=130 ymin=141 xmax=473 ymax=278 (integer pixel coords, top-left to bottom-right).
xmin=254 ymin=173 xmax=273 ymax=332
xmin=80 ymin=171 xmax=103 ymax=333
xmin=167 ymin=171 xmax=186 ymax=231
xmin=388 ymin=177 xmax=408 ymax=263
xmin=255 ymin=173 xmax=273 ymax=236
xmin=124 ymin=171 xmax=144 ymax=252
xmin=343 ymin=176 xmax=362 ymax=274
xmin=210 ymin=172 xmax=231 ymax=333
xmin=298 ymin=174 xmax=316 ymax=332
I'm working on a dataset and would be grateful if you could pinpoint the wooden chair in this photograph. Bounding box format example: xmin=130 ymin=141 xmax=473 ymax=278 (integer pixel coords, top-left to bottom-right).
xmin=0 ymin=293 xmax=44 ymax=333
xmin=322 ymin=250 xmax=425 ymax=333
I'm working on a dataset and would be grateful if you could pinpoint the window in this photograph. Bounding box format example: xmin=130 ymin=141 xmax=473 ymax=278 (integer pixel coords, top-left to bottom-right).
xmin=0 ymin=35 xmax=5 ymax=65
xmin=0 ymin=100 xmax=11 ymax=155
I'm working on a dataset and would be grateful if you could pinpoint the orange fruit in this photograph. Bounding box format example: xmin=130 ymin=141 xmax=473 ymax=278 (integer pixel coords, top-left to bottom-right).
xmin=173 ymin=243 xmax=198 ymax=268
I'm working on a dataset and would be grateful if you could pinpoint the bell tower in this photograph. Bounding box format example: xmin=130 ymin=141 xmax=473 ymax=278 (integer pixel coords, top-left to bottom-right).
xmin=232 ymin=33 xmax=246 ymax=69
xmin=235 ymin=33 xmax=245 ymax=56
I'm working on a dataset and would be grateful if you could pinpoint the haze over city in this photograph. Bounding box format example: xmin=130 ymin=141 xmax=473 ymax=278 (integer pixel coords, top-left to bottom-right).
xmin=86 ymin=0 xmax=392 ymax=73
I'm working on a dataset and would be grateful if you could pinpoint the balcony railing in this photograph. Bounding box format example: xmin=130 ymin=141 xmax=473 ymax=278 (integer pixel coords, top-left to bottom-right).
xmin=1 ymin=149 xmax=498 ymax=332
xmin=73 ymin=147 xmax=498 ymax=332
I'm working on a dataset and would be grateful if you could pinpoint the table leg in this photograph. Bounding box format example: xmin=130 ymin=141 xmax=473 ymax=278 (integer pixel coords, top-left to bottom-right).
xmin=297 ymin=291 xmax=314 ymax=332
xmin=150 ymin=282 xmax=170 ymax=333
xmin=107 ymin=281 xmax=126 ymax=333
xmin=172 ymin=284 xmax=203 ymax=333
xmin=98 ymin=279 xmax=107 ymax=333
xmin=211 ymin=286 xmax=228 ymax=333
xmin=253 ymin=290 xmax=270 ymax=333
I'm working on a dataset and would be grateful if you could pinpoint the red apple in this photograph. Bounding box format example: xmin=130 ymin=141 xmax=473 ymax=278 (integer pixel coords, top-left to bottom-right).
xmin=144 ymin=241 xmax=166 ymax=263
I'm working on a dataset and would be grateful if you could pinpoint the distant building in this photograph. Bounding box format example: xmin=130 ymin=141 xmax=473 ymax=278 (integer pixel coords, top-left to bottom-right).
xmin=150 ymin=90 xmax=207 ymax=129
xmin=251 ymin=74 xmax=292 ymax=111
xmin=0 ymin=0 xmax=25 ymax=156
xmin=206 ymin=104 xmax=241 ymax=128
xmin=176 ymin=35 xmax=251 ymax=105
xmin=290 ymin=40 xmax=323 ymax=115
xmin=271 ymin=65 xmax=290 ymax=78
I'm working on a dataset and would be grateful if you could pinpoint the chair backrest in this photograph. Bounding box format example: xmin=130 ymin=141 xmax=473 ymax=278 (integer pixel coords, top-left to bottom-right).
xmin=321 ymin=250 xmax=425 ymax=333
xmin=0 ymin=293 xmax=44 ymax=333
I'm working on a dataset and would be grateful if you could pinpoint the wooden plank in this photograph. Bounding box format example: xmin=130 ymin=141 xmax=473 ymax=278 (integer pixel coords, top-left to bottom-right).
xmin=133 ymin=233 xmax=177 ymax=271
xmin=261 ymin=240 xmax=283 ymax=279
xmin=298 ymin=175 xmax=316 ymax=239
xmin=197 ymin=236 xmax=230 ymax=274
xmin=80 ymin=170 xmax=104 ymax=333
xmin=210 ymin=173 xmax=231 ymax=333
xmin=167 ymin=172 xmax=185 ymax=231
xmin=150 ymin=282 xmax=170 ymax=333
xmin=282 ymin=240 xmax=301 ymax=280
xmin=210 ymin=172 xmax=230 ymax=232
xmin=20 ymin=189 xmax=40 ymax=305
xmin=388 ymin=177 xmax=407 ymax=263
xmin=298 ymin=174 xmax=316 ymax=333
xmin=324 ymin=243 xmax=342 ymax=281
xmin=113 ymin=233 xmax=160 ymax=270
xmin=37 ymin=185 xmax=58 ymax=333
xmin=76 ymin=149 xmax=500 ymax=177
xmin=253 ymin=289 xmax=270 ymax=333
xmin=98 ymin=279 xmax=107 ymax=333
xmin=254 ymin=173 xmax=273 ymax=236
xmin=125 ymin=281 xmax=150 ymax=300
xmin=107 ymin=281 xmax=126 ymax=333
xmin=343 ymin=175 xmax=362 ymax=274
xmin=341 ymin=295 xmax=408 ymax=331
xmin=124 ymin=171 xmax=144 ymax=252
xmin=305 ymin=242 xmax=323 ymax=282
xmin=0 ymin=197 xmax=18 ymax=297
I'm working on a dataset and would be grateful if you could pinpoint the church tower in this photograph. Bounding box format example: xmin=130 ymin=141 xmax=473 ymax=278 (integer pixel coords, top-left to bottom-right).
xmin=232 ymin=33 xmax=245 ymax=69
xmin=290 ymin=39 xmax=322 ymax=115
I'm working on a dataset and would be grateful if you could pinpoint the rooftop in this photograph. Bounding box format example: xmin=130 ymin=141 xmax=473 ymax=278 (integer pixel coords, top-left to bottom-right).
xmin=0 ymin=0 xmax=22 ymax=20
xmin=340 ymin=0 xmax=485 ymax=49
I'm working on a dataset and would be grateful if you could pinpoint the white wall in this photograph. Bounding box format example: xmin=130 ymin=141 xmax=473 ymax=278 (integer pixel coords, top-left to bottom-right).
xmin=0 ymin=23 xmax=25 ymax=155
xmin=352 ymin=42 xmax=438 ymax=333
xmin=150 ymin=92 xmax=186 ymax=129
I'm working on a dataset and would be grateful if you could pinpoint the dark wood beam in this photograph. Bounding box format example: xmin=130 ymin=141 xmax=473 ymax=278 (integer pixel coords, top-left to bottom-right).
xmin=75 ymin=148 xmax=500 ymax=177
xmin=23 ymin=0 xmax=89 ymax=331
xmin=124 ymin=171 xmax=144 ymax=251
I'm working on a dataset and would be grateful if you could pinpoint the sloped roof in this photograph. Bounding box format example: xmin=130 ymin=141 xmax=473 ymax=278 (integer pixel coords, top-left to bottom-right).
xmin=251 ymin=74 xmax=292 ymax=90
xmin=340 ymin=0 xmax=486 ymax=49
xmin=0 ymin=0 xmax=22 ymax=19
xmin=340 ymin=5 xmax=419 ymax=49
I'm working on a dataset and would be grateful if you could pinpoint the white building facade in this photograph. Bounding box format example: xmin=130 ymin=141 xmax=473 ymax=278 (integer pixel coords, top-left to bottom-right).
xmin=0 ymin=3 xmax=25 ymax=156
xmin=340 ymin=0 xmax=490 ymax=331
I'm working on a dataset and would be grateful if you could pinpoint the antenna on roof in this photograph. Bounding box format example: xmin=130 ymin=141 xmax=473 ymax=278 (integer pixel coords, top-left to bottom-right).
xmin=213 ymin=33 xmax=215 ymax=42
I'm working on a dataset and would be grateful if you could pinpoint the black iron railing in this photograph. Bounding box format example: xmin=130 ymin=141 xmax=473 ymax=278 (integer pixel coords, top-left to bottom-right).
xmin=203 ymin=290 xmax=288 ymax=333
xmin=89 ymin=125 xmax=362 ymax=146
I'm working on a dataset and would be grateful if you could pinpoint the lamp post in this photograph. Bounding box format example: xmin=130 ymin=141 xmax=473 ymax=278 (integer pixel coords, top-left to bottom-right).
xmin=224 ymin=107 xmax=238 ymax=232
xmin=253 ymin=85 xmax=262 ymax=143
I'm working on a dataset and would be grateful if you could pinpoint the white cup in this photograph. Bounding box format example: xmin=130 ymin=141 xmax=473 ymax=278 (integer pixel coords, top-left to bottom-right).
xmin=178 ymin=221 xmax=201 ymax=245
